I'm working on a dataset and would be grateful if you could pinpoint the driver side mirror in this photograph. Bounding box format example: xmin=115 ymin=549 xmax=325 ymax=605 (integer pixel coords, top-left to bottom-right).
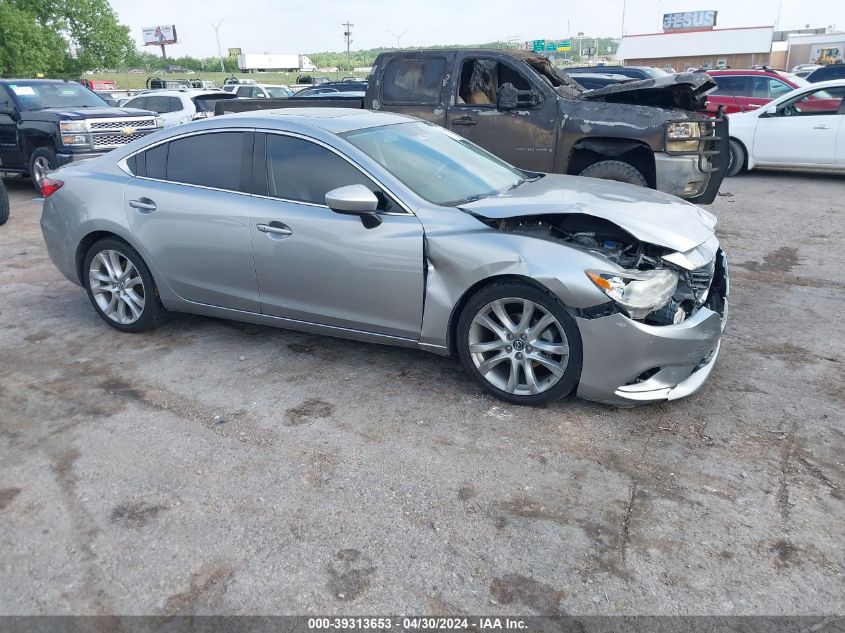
xmin=763 ymin=105 xmax=777 ymax=116
xmin=0 ymin=103 xmax=16 ymax=117
xmin=325 ymin=184 xmax=382 ymax=228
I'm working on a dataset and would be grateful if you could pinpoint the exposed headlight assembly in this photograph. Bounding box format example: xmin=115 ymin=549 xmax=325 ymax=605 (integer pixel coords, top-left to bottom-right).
xmin=586 ymin=268 xmax=678 ymax=320
xmin=59 ymin=120 xmax=87 ymax=133
xmin=665 ymin=121 xmax=699 ymax=153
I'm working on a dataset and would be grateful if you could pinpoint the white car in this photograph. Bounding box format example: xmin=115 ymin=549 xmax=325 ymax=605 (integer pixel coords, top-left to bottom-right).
xmin=222 ymin=84 xmax=294 ymax=99
xmin=727 ymin=79 xmax=845 ymax=175
xmin=122 ymin=90 xmax=238 ymax=128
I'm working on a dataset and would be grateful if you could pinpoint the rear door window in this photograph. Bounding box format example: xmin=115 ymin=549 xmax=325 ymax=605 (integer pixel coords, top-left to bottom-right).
xmin=165 ymin=132 xmax=251 ymax=192
xmin=381 ymin=57 xmax=446 ymax=104
xmin=712 ymin=76 xmax=748 ymax=96
xmin=145 ymin=95 xmax=173 ymax=113
xmin=168 ymin=96 xmax=184 ymax=112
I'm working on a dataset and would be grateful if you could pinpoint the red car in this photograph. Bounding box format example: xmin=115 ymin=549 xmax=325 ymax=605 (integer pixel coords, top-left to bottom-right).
xmin=705 ymin=68 xmax=810 ymax=114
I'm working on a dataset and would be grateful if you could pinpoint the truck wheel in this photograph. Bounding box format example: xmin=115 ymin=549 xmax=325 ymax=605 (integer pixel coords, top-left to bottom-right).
xmin=727 ymin=139 xmax=746 ymax=177
xmin=30 ymin=148 xmax=58 ymax=193
xmin=0 ymin=181 xmax=9 ymax=226
xmin=578 ymin=160 xmax=648 ymax=187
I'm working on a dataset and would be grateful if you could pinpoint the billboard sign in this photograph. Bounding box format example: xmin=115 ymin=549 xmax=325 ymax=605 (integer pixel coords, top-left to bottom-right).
xmin=142 ymin=25 xmax=177 ymax=46
xmin=662 ymin=11 xmax=717 ymax=31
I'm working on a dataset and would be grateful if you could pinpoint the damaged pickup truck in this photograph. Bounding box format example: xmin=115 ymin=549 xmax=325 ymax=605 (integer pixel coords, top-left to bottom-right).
xmin=217 ymin=49 xmax=728 ymax=203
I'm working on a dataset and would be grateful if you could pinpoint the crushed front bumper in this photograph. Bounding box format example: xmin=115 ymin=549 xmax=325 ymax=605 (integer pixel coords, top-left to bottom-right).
xmin=575 ymin=250 xmax=729 ymax=406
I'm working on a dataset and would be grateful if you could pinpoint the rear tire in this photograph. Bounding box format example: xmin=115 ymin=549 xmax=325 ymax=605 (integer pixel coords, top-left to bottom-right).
xmin=727 ymin=139 xmax=746 ymax=177
xmin=456 ymin=280 xmax=583 ymax=406
xmin=29 ymin=148 xmax=57 ymax=194
xmin=578 ymin=160 xmax=648 ymax=187
xmin=83 ymin=237 xmax=169 ymax=332
xmin=0 ymin=181 xmax=9 ymax=226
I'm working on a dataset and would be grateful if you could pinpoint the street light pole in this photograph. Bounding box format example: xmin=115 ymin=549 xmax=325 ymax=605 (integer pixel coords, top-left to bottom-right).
xmin=210 ymin=19 xmax=226 ymax=73
xmin=386 ymin=29 xmax=409 ymax=49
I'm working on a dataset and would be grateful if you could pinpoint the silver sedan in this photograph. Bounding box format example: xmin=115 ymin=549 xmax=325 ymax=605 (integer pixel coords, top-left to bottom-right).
xmin=40 ymin=109 xmax=728 ymax=406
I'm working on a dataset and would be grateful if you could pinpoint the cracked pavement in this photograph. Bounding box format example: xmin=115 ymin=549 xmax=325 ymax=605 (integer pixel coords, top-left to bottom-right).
xmin=0 ymin=171 xmax=843 ymax=615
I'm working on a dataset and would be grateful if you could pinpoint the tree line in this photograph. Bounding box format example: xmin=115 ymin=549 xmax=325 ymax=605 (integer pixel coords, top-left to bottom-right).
xmin=0 ymin=0 xmax=618 ymax=77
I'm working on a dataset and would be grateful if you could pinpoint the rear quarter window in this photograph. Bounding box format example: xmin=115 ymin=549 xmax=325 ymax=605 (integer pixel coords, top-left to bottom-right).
xmin=381 ymin=57 xmax=446 ymax=104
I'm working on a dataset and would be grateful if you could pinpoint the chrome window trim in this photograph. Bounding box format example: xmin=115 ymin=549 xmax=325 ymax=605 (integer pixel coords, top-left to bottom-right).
xmin=115 ymin=126 xmax=414 ymax=215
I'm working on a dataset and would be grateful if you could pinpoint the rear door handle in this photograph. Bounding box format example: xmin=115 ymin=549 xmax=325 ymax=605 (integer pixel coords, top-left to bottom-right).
xmin=747 ymin=104 xmax=761 ymax=110
xmin=257 ymin=222 xmax=293 ymax=237
xmin=812 ymin=125 xmax=831 ymax=130
xmin=128 ymin=198 xmax=156 ymax=212
xmin=452 ymin=116 xmax=477 ymax=126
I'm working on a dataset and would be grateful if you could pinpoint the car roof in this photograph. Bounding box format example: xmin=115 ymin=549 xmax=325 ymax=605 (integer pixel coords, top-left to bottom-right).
xmin=133 ymin=89 xmax=229 ymax=97
xmin=0 ymin=78 xmax=83 ymax=84
xmin=209 ymin=108 xmax=413 ymax=134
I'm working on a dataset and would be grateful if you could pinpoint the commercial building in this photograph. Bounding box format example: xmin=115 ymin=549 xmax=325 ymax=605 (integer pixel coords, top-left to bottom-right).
xmin=616 ymin=25 xmax=774 ymax=71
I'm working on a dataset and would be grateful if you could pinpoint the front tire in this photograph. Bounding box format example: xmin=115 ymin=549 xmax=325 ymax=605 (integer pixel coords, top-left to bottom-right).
xmin=457 ymin=280 xmax=583 ymax=406
xmin=727 ymin=139 xmax=746 ymax=177
xmin=0 ymin=181 xmax=9 ymax=226
xmin=578 ymin=160 xmax=648 ymax=187
xmin=83 ymin=237 xmax=169 ymax=332
xmin=29 ymin=148 xmax=57 ymax=193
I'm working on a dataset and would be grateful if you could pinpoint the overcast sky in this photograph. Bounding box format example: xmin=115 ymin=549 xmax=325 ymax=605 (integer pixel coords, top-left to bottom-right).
xmin=108 ymin=0 xmax=845 ymax=57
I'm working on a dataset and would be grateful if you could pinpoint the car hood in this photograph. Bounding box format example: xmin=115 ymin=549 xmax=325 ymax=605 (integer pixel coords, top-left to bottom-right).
xmin=460 ymin=174 xmax=717 ymax=253
xmin=32 ymin=107 xmax=155 ymax=119
xmin=579 ymin=72 xmax=717 ymax=111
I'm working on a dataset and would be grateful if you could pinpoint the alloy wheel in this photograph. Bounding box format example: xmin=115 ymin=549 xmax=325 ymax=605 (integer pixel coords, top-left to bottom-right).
xmin=32 ymin=156 xmax=52 ymax=189
xmin=88 ymin=249 xmax=146 ymax=325
xmin=468 ymin=297 xmax=570 ymax=396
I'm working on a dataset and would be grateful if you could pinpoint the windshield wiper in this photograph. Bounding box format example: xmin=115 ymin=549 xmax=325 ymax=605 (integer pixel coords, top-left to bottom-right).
xmin=506 ymin=178 xmax=526 ymax=192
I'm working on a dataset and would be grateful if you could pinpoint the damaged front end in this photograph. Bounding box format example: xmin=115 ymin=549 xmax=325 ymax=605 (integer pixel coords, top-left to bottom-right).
xmin=486 ymin=213 xmax=726 ymax=327
xmin=578 ymin=72 xmax=717 ymax=112
xmin=478 ymin=212 xmax=729 ymax=405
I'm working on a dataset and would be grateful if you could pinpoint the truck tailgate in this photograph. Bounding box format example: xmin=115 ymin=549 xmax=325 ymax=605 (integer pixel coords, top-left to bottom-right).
xmin=215 ymin=98 xmax=365 ymax=116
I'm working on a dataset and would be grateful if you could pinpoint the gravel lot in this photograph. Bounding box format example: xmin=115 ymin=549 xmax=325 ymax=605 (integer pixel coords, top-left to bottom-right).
xmin=0 ymin=171 xmax=842 ymax=616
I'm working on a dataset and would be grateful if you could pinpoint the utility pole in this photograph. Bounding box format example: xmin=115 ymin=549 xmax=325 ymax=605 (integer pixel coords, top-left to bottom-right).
xmin=343 ymin=20 xmax=354 ymax=72
xmin=210 ymin=19 xmax=225 ymax=73
xmin=386 ymin=29 xmax=409 ymax=50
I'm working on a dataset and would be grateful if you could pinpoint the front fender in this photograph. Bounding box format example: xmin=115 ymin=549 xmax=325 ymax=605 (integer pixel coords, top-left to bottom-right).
xmin=418 ymin=227 xmax=610 ymax=350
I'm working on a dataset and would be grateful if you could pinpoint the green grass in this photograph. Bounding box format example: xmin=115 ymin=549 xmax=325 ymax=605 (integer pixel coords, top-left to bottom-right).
xmin=90 ymin=71 xmax=369 ymax=90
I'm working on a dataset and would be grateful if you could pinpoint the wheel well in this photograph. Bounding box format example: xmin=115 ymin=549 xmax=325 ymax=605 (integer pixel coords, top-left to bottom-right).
xmin=567 ymin=140 xmax=656 ymax=189
xmin=75 ymin=231 xmax=125 ymax=286
xmin=446 ymin=274 xmax=556 ymax=357
xmin=730 ymin=136 xmax=748 ymax=169
xmin=22 ymin=140 xmax=55 ymax=165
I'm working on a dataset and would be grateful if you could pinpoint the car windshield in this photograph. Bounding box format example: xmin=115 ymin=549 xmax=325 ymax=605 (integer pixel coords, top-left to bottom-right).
xmin=781 ymin=73 xmax=810 ymax=88
xmin=7 ymin=81 xmax=107 ymax=110
xmin=640 ymin=67 xmax=670 ymax=78
xmin=342 ymin=121 xmax=526 ymax=206
xmin=265 ymin=86 xmax=291 ymax=98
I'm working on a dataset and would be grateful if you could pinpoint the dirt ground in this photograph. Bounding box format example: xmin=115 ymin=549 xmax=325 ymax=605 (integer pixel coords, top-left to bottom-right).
xmin=0 ymin=171 xmax=842 ymax=616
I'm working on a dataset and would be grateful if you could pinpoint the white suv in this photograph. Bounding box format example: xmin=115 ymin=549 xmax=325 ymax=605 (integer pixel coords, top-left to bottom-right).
xmin=122 ymin=90 xmax=238 ymax=128
xmin=223 ymin=84 xmax=294 ymax=99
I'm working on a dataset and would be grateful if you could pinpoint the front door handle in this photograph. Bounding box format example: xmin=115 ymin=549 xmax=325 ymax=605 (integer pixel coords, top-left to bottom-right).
xmin=257 ymin=222 xmax=293 ymax=237
xmin=812 ymin=125 xmax=831 ymax=130
xmin=128 ymin=198 xmax=156 ymax=212
xmin=452 ymin=116 xmax=477 ymax=126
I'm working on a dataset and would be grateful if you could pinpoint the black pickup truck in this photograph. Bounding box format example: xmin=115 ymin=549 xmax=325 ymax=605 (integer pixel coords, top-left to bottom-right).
xmin=0 ymin=79 xmax=162 ymax=191
xmin=218 ymin=50 xmax=728 ymax=203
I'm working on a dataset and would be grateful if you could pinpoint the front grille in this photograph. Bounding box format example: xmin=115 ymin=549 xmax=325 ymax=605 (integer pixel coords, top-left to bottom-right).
xmin=92 ymin=129 xmax=156 ymax=150
xmin=89 ymin=118 xmax=152 ymax=130
xmin=85 ymin=116 xmax=159 ymax=150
